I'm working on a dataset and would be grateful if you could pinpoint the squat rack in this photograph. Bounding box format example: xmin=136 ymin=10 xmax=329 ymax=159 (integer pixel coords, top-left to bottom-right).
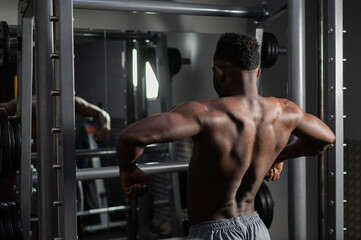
xmin=14 ymin=0 xmax=344 ymax=240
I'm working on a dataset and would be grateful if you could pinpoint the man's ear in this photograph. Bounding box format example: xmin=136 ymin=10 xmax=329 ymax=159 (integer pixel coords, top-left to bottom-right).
xmin=213 ymin=65 xmax=224 ymax=81
xmin=257 ymin=66 xmax=261 ymax=78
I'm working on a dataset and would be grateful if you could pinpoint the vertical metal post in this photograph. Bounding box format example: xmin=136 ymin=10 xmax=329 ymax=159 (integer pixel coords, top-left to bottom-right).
xmin=155 ymin=33 xmax=183 ymax=237
xmin=35 ymin=0 xmax=57 ymax=238
xmin=134 ymin=40 xmax=152 ymax=240
xmin=18 ymin=1 xmax=34 ymax=239
xmin=58 ymin=0 xmax=77 ymax=238
xmin=288 ymin=0 xmax=307 ymax=239
xmin=125 ymin=40 xmax=138 ymax=240
xmin=126 ymin=40 xmax=136 ymax=125
xmin=135 ymin=40 xmax=148 ymax=121
xmin=317 ymin=0 xmax=326 ymax=238
xmin=324 ymin=0 xmax=344 ymax=239
xmin=155 ymin=34 xmax=172 ymax=113
xmin=246 ymin=21 xmax=264 ymax=95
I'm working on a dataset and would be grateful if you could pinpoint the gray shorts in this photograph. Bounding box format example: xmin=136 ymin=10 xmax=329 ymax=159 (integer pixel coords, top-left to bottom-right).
xmin=187 ymin=212 xmax=271 ymax=240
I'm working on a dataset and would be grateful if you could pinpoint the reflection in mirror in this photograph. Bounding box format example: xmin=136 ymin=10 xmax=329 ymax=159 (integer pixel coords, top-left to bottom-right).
xmin=73 ymin=28 xmax=199 ymax=239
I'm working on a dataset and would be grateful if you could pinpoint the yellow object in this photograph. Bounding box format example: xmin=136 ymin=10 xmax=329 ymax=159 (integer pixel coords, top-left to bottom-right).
xmin=14 ymin=75 xmax=17 ymax=99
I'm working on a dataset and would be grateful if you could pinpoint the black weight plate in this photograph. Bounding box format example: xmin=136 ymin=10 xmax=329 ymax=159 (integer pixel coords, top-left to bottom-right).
xmin=261 ymin=32 xmax=279 ymax=68
xmin=272 ymin=35 xmax=279 ymax=65
xmin=269 ymin=36 xmax=277 ymax=68
xmin=261 ymin=35 xmax=269 ymax=67
xmin=259 ymin=183 xmax=268 ymax=224
xmin=269 ymin=33 xmax=279 ymax=68
xmin=168 ymin=48 xmax=182 ymax=76
xmin=0 ymin=108 xmax=11 ymax=178
xmin=267 ymin=34 xmax=276 ymax=68
xmin=0 ymin=21 xmax=10 ymax=66
xmin=8 ymin=118 xmax=15 ymax=172
xmin=261 ymin=33 xmax=271 ymax=67
xmin=0 ymin=204 xmax=6 ymax=240
xmin=13 ymin=118 xmax=21 ymax=170
xmin=9 ymin=117 xmax=20 ymax=170
xmin=0 ymin=203 xmax=15 ymax=240
xmin=255 ymin=183 xmax=266 ymax=221
xmin=262 ymin=182 xmax=274 ymax=228
xmin=8 ymin=202 xmax=22 ymax=240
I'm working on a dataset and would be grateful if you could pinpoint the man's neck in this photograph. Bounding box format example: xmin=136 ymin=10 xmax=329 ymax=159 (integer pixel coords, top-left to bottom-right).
xmin=220 ymin=72 xmax=260 ymax=99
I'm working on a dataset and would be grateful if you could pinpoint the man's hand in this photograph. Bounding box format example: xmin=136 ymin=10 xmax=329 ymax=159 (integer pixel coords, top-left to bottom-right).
xmin=265 ymin=162 xmax=283 ymax=181
xmin=120 ymin=165 xmax=148 ymax=198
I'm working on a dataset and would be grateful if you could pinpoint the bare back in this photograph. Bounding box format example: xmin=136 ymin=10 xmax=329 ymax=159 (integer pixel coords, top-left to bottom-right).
xmin=187 ymin=96 xmax=299 ymax=224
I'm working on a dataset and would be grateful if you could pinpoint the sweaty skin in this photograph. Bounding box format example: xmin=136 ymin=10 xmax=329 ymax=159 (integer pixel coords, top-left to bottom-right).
xmin=117 ymin=62 xmax=335 ymax=225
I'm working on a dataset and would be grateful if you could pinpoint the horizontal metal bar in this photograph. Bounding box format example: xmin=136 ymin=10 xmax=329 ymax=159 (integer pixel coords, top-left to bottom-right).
xmin=84 ymin=221 xmax=127 ymax=232
xmin=31 ymin=144 xmax=169 ymax=160
xmin=74 ymin=29 xmax=155 ymax=40
xmin=73 ymin=0 xmax=267 ymax=18
xmin=32 ymin=161 xmax=189 ymax=183
xmin=77 ymin=199 xmax=168 ymax=217
xmin=278 ymin=47 xmax=288 ymax=55
xmin=77 ymin=205 xmax=130 ymax=216
xmin=73 ymin=148 xmax=116 ymax=158
xmin=76 ymin=161 xmax=188 ymax=180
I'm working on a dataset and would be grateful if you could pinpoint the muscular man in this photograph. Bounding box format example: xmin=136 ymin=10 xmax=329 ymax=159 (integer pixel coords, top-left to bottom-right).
xmin=116 ymin=33 xmax=335 ymax=239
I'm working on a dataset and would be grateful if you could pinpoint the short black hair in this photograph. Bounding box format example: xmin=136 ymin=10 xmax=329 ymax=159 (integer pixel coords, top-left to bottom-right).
xmin=214 ymin=33 xmax=259 ymax=70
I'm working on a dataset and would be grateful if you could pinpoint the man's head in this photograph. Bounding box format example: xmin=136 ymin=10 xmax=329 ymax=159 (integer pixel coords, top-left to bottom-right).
xmin=213 ymin=33 xmax=259 ymax=70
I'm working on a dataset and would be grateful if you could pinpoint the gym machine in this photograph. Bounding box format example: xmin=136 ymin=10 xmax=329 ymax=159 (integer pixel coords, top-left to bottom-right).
xmin=0 ymin=0 xmax=345 ymax=239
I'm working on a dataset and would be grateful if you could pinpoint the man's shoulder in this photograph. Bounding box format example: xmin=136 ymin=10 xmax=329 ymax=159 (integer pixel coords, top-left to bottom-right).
xmin=263 ymin=97 xmax=300 ymax=111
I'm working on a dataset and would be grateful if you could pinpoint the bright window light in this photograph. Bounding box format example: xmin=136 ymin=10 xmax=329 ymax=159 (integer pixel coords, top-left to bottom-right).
xmin=146 ymin=61 xmax=159 ymax=100
xmin=132 ymin=48 xmax=138 ymax=87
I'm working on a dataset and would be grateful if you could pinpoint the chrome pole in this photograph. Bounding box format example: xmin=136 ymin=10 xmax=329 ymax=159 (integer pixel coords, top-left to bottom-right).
xmin=31 ymin=144 xmax=169 ymax=159
xmin=34 ymin=0 xmax=57 ymax=237
xmin=73 ymin=0 xmax=267 ymax=18
xmin=18 ymin=1 xmax=34 ymax=239
xmin=32 ymin=161 xmax=189 ymax=183
xmin=288 ymin=0 xmax=307 ymax=239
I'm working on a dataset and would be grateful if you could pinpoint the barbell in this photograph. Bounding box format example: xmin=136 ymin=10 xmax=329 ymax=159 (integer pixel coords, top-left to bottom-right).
xmin=261 ymin=32 xmax=287 ymax=68
xmin=0 ymin=108 xmax=21 ymax=179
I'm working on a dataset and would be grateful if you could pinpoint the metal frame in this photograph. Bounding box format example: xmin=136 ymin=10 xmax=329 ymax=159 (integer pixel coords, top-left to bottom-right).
xmin=18 ymin=1 xmax=34 ymax=239
xmin=32 ymin=161 xmax=189 ymax=183
xmin=134 ymin=40 xmax=148 ymax=121
xmin=27 ymin=1 xmax=283 ymax=239
xmin=287 ymin=0 xmax=307 ymax=239
xmin=21 ymin=0 xmax=348 ymax=238
xmin=155 ymin=33 xmax=184 ymax=237
xmin=73 ymin=0 xmax=268 ymax=18
xmin=323 ymin=0 xmax=344 ymax=239
xmin=318 ymin=0 xmax=326 ymax=238
xmin=58 ymin=0 xmax=78 ymax=238
xmin=34 ymin=0 xmax=58 ymax=238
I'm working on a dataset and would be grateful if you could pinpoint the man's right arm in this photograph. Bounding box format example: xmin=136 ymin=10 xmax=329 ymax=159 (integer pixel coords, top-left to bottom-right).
xmin=276 ymin=102 xmax=336 ymax=162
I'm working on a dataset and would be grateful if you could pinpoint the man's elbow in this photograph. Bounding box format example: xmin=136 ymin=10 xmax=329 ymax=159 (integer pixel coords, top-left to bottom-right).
xmin=328 ymin=132 xmax=336 ymax=145
xmin=317 ymin=133 xmax=336 ymax=155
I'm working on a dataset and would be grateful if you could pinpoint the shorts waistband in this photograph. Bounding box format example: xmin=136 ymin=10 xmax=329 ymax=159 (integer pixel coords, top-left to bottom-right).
xmin=189 ymin=212 xmax=261 ymax=232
